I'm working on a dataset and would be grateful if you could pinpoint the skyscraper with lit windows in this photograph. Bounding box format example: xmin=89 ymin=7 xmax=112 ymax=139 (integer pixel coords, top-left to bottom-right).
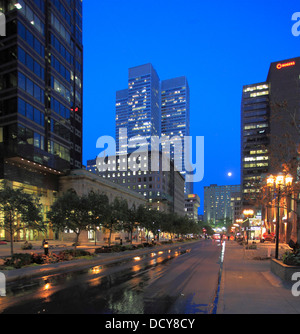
xmin=115 ymin=65 xmax=192 ymax=193
xmin=241 ymin=57 xmax=300 ymax=208
xmin=161 ymin=76 xmax=192 ymax=194
xmin=116 ymin=63 xmax=160 ymax=154
xmin=0 ymin=0 xmax=83 ymax=240
xmin=241 ymin=82 xmax=270 ymax=205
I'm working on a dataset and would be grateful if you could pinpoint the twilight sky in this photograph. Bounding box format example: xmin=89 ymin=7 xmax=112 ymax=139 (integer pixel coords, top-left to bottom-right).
xmin=82 ymin=0 xmax=299 ymax=214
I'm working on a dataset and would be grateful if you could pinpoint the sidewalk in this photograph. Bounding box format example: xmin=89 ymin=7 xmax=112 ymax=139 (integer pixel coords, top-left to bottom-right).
xmin=217 ymin=241 xmax=300 ymax=314
xmin=0 ymin=239 xmax=198 ymax=283
xmin=0 ymin=240 xmax=112 ymax=258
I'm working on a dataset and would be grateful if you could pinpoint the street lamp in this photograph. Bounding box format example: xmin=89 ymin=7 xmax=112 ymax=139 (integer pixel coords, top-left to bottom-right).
xmin=266 ymin=173 xmax=293 ymax=259
xmin=243 ymin=209 xmax=254 ymax=244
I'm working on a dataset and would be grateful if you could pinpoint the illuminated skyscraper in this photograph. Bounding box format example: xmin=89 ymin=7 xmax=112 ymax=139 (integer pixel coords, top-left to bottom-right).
xmin=241 ymin=57 xmax=300 ymax=207
xmin=0 ymin=0 xmax=83 ymax=240
xmin=115 ymin=65 xmax=192 ymax=193
xmin=116 ymin=63 xmax=160 ymax=154
xmin=241 ymin=82 xmax=270 ymax=204
xmin=161 ymin=76 xmax=192 ymax=194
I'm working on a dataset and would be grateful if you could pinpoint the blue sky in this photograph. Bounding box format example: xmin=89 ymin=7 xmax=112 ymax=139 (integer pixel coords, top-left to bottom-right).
xmin=82 ymin=0 xmax=299 ymax=214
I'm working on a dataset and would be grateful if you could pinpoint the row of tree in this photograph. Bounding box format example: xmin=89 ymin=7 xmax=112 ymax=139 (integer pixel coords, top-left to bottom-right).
xmin=0 ymin=185 xmax=210 ymax=256
xmin=47 ymin=189 xmax=203 ymax=247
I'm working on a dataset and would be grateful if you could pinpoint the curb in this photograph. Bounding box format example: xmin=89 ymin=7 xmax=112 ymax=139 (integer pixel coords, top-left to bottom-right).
xmin=3 ymin=240 xmax=201 ymax=283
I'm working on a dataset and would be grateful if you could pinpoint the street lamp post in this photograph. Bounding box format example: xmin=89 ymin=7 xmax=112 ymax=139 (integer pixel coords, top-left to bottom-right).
xmin=267 ymin=173 xmax=293 ymax=259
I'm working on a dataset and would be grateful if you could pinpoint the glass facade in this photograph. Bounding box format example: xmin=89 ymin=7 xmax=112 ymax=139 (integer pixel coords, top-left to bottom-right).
xmin=116 ymin=63 xmax=160 ymax=154
xmin=0 ymin=0 xmax=83 ymax=240
xmin=115 ymin=64 xmax=191 ymax=194
xmin=241 ymin=83 xmax=270 ymax=203
xmin=161 ymin=76 xmax=192 ymax=194
xmin=0 ymin=0 xmax=83 ymax=172
xmin=241 ymin=57 xmax=300 ymax=208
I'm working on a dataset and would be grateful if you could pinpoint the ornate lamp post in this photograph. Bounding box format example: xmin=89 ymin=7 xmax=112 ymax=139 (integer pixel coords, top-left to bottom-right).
xmin=266 ymin=173 xmax=293 ymax=259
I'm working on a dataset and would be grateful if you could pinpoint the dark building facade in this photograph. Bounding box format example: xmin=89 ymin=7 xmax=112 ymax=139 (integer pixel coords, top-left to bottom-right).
xmin=241 ymin=57 xmax=300 ymax=207
xmin=0 ymin=0 xmax=83 ymax=240
xmin=241 ymin=82 xmax=270 ymax=205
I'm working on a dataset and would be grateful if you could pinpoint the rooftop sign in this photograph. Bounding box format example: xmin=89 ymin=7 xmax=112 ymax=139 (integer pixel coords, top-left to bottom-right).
xmin=276 ymin=61 xmax=296 ymax=70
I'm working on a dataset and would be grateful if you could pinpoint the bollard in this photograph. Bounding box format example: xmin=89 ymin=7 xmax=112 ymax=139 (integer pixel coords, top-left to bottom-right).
xmin=44 ymin=241 xmax=49 ymax=255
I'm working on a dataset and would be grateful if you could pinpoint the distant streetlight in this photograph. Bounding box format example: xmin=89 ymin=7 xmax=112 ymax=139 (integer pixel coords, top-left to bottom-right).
xmin=266 ymin=173 xmax=293 ymax=259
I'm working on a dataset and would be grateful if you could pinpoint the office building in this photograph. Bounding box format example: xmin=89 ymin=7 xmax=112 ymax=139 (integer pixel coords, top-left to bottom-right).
xmin=204 ymin=184 xmax=241 ymax=225
xmin=116 ymin=63 xmax=160 ymax=154
xmin=87 ymin=151 xmax=185 ymax=216
xmin=0 ymin=0 xmax=83 ymax=240
xmin=230 ymin=191 xmax=242 ymax=224
xmin=241 ymin=82 xmax=270 ymax=204
xmin=241 ymin=57 xmax=300 ymax=207
xmin=184 ymin=194 xmax=200 ymax=222
xmin=115 ymin=64 xmax=192 ymax=194
xmin=161 ymin=76 xmax=193 ymax=194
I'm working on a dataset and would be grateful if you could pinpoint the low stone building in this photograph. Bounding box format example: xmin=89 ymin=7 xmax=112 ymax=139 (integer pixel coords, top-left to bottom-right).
xmin=58 ymin=169 xmax=146 ymax=244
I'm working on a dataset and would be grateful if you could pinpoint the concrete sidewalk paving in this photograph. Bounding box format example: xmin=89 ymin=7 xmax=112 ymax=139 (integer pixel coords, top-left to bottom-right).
xmin=1 ymin=239 xmax=198 ymax=283
xmin=217 ymin=241 xmax=300 ymax=314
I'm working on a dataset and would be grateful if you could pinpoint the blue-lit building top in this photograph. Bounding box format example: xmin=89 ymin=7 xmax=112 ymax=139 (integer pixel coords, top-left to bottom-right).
xmin=115 ymin=64 xmax=192 ymax=194
xmin=116 ymin=63 xmax=160 ymax=154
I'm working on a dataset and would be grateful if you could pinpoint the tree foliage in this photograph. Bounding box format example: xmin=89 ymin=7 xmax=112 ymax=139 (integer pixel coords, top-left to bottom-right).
xmin=0 ymin=185 xmax=43 ymax=256
xmin=48 ymin=190 xmax=203 ymax=246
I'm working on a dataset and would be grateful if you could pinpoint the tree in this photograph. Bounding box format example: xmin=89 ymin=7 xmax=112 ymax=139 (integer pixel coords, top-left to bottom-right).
xmin=0 ymin=185 xmax=44 ymax=256
xmin=85 ymin=191 xmax=109 ymax=245
xmin=47 ymin=190 xmax=90 ymax=248
xmin=122 ymin=204 xmax=139 ymax=244
xmin=137 ymin=205 xmax=155 ymax=242
xmin=102 ymin=197 xmax=126 ymax=246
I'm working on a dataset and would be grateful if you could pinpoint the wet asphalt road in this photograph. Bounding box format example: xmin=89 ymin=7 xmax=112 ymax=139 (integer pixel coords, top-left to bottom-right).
xmin=0 ymin=239 xmax=224 ymax=314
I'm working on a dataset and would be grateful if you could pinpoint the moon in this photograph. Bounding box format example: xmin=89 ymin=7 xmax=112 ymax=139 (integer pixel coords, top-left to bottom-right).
xmin=228 ymin=172 xmax=232 ymax=177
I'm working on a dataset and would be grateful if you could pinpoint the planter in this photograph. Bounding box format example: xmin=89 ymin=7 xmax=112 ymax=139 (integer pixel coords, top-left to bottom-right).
xmin=271 ymin=258 xmax=300 ymax=282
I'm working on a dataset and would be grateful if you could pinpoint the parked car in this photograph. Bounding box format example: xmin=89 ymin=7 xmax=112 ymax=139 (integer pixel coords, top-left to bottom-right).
xmin=261 ymin=232 xmax=275 ymax=243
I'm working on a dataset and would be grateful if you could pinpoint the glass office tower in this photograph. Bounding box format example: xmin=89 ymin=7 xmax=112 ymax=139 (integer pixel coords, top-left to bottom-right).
xmin=161 ymin=76 xmax=192 ymax=194
xmin=115 ymin=65 xmax=192 ymax=194
xmin=0 ymin=0 xmax=83 ymax=240
xmin=241 ymin=57 xmax=300 ymax=208
xmin=116 ymin=63 xmax=160 ymax=154
xmin=241 ymin=82 xmax=270 ymax=205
